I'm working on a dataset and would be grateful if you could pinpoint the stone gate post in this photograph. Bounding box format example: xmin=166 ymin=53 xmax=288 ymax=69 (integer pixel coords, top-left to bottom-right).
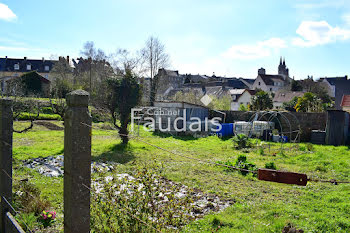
xmin=64 ymin=90 xmax=91 ymax=233
xmin=0 ymin=98 xmax=13 ymax=232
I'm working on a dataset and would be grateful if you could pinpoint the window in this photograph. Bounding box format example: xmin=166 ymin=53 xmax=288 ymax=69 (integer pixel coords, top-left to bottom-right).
xmin=26 ymin=64 xmax=31 ymax=70
xmin=258 ymin=82 xmax=261 ymax=85
xmin=14 ymin=64 xmax=19 ymax=70
xmin=270 ymin=88 xmax=272 ymax=91
xmin=45 ymin=65 xmax=50 ymax=71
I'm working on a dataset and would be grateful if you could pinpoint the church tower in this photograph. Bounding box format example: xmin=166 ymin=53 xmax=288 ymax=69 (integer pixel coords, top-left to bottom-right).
xmin=278 ymin=57 xmax=289 ymax=79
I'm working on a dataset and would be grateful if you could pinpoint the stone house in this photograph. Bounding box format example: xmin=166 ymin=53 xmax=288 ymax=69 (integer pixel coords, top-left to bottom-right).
xmin=230 ymin=89 xmax=256 ymax=110
xmin=251 ymin=58 xmax=291 ymax=93
xmin=272 ymin=90 xmax=305 ymax=109
xmin=0 ymin=56 xmax=59 ymax=96
xmin=320 ymin=76 xmax=348 ymax=98
xmin=153 ymin=68 xmax=254 ymax=102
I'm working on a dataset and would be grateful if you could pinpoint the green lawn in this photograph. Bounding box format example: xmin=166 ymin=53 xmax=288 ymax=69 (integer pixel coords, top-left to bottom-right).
xmin=12 ymin=121 xmax=350 ymax=232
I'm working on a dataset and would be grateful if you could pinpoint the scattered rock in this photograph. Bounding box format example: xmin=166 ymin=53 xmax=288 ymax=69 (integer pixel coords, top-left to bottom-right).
xmin=23 ymin=155 xmax=119 ymax=177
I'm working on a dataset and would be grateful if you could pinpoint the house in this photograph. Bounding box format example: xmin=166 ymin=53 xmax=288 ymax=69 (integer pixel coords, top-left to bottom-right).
xmin=341 ymin=95 xmax=350 ymax=113
xmin=230 ymin=89 xmax=256 ymax=110
xmin=155 ymin=68 xmax=252 ymax=102
xmin=319 ymin=78 xmax=350 ymax=110
xmin=3 ymin=71 xmax=51 ymax=97
xmin=273 ymin=90 xmax=305 ymax=109
xmin=320 ymin=76 xmax=348 ymax=98
xmin=251 ymin=58 xmax=291 ymax=93
xmin=0 ymin=56 xmax=61 ymax=95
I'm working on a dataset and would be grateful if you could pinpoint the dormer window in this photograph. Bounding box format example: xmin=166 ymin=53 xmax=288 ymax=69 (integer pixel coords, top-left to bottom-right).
xmin=45 ymin=65 xmax=50 ymax=71
xmin=14 ymin=64 xmax=19 ymax=70
xmin=26 ymin=64 xmax=31 ymax=70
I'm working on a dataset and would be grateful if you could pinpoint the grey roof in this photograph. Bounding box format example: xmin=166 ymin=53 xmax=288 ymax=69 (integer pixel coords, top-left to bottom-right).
xmin=226 ymin=78 xmax=248 ymax=89
xmin=0 ymin=57 xmax=56 ymax=73
xmin=164 ymin=69 xmax=180 ymax=76
xmin=259 ymin=74 xmax=284 ymax=85
xmin=240 ymin=78 xmax=255 ymax=84
xmin=273 ymin=91 xmax=305 ymax=103
xmin=322 ymin=76 xmax=348 ymax=85
xmin=184 ymin=74 xmax=209 ymax=83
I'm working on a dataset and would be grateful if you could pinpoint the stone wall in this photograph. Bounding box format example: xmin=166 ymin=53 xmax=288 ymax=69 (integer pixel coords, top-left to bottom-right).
xmin=209 ymin=110 xmax=327 ymax=142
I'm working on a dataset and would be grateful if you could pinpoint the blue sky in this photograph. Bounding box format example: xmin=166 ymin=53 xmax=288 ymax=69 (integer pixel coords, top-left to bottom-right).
xmin=0 ymin=0 xmax=349 ymax=79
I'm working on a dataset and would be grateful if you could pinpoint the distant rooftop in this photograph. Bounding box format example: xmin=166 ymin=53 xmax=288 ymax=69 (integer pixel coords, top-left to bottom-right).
xmin=341 ymin=95 xmax=350 ymax=107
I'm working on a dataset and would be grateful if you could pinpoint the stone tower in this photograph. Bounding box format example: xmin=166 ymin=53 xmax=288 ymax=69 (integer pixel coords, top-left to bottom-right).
xmin=278 ymin=57 xmax=289 ymax=79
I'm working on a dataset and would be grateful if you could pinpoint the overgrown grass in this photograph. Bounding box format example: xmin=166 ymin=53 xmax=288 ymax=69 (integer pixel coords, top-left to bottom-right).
xmin=12 ymin=121 xmax=350 ymax=232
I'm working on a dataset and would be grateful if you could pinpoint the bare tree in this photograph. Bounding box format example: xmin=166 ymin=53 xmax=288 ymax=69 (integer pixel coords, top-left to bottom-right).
xmin=75 ymin=41 xmax=114 ymax=95
xmin=111 ymin=49 xmax=144 ymax=75
xmin=141 ymin=36 xmax=170 ymax=105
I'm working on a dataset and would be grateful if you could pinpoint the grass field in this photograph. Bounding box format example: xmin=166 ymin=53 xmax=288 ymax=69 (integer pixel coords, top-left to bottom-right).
xmin=12 ymin=121 xmax=350 ymax=232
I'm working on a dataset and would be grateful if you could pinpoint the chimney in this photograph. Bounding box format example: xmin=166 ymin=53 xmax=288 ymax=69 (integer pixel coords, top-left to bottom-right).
xmin=5 ymin=56 xmax=7 ymax=59
xmin=258 ymin=67 xmax=266 ymax=75
xmin=42 ymin=57 xmax=45 ymax=62
xmin=24 ymin=57 xmax=27 ymax=60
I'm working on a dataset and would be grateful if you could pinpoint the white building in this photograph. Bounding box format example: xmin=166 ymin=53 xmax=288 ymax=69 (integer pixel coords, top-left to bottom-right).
xmin=230 ymin=89 xmax=256 ymax=110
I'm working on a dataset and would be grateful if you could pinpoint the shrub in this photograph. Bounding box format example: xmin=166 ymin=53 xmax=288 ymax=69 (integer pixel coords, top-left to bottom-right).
xmin=15 ymin=113 xmax=62 ymax=121
xmin=234 ymin=155 xmax=257 ymax=176
xmin=233 ymin=134 xmax=251 ymax=150
xmin=16 ymin=212 xmax=38 ymax=230
xmin=265 ymin=162 xmax=277 ymax=170
xmin=258 ymin=147 xmax=265 ymax=155
xmin=40 ymin=107 xmax=53 ymax=114
xmin=306 ymin=143 xmax=314 ymax=151
xmin=91 ymin=163 xmax=194 ymax=232
xmin=13 ymin=181 xmax=51 ymax=215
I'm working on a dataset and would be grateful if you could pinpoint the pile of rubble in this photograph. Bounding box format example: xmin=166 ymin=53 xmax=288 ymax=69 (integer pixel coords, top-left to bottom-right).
xmin=24 ymin=155 xmax=117 ymax=177
xmin=93 ymin=174 xmax=234 ymax=219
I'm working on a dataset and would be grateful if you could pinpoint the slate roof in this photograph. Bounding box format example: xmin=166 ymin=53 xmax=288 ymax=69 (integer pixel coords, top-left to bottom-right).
xmin=322 ymin=76 xmax=348 ymax=85
xmin=341 ymin=95 xmax=350 ymax=107
xmin=241 ymin=78 xmax=255 ymax=84
xmin=334 ymin=80 xmax=350 ymax=110
xmin=226 ymin=78 xmax=248 ymax=89
xmin=184 ymin=74 xmax=209 ymax=83
xmin=259 ymin=74 xmax=284 ymax=85
xmin=164 ymin=69 xmax=180 ymax=77
xmin=273 ymin=91 xmax=304 ymax=103
xmin=0 ymin=57 xmax=56 ymax=73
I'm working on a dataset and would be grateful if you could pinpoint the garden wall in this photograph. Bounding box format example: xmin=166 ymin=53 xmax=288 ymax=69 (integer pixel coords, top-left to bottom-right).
xmin=209 ymin=110 xmax=327 ymax=142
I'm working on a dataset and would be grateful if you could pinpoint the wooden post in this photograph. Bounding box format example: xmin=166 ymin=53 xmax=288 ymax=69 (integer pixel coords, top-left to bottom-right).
xmin=0 ymin=98 xmax=13 ymax=232
xmin=64 ymin=90 xmax=91 ymax=233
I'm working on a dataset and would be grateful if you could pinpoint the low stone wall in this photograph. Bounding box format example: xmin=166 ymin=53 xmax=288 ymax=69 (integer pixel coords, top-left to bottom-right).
xmin=209 ymin=110 xmax=327 ymax=142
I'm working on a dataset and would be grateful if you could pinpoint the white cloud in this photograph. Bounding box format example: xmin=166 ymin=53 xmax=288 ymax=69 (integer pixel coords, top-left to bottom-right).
xmin=0 ymin=3 xmax=16 ymax=21
xmin=292 ymin=20 xmax=350 ymax=47
xmin=295 ymin=0 xmax=347 ymax=9
xmin=222 ymin=37 xmax=286 ymax=60
xmin=343 ymin=14 xmax=350 ymax=26
xmin=0 ymin=46 xmax=30 ymax=52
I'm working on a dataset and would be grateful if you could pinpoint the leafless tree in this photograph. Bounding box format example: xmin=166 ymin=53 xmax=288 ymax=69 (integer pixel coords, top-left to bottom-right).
xmin=141 ymin=36 xmax=170 ymax=105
